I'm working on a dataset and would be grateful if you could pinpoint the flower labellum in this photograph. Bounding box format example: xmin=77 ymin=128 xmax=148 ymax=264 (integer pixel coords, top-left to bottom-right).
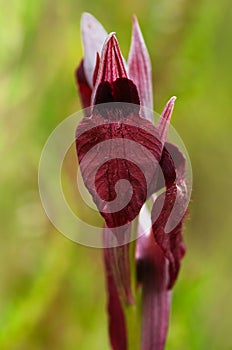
xmin=75 ymin=12 xmax=189 ymax=350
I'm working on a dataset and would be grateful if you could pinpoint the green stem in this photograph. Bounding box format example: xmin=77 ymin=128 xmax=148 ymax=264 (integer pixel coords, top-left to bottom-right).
xmin=124 ymin=303 xmax=140 ymax=350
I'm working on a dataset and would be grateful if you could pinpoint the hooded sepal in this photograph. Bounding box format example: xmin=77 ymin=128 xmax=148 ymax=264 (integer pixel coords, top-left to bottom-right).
xmin=76 ymin=34 xmax=164 ymax=240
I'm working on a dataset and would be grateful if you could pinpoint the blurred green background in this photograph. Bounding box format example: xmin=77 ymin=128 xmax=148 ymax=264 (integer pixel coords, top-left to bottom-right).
xmin=1 ymin=0 xmax=232 ymax=349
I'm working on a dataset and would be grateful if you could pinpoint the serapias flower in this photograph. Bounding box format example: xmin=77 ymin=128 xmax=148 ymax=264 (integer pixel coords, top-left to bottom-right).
xmin=75 ymin=13 xmax=188 ymax=350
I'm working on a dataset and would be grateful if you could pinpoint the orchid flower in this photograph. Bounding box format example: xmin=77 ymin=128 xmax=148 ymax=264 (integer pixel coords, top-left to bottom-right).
xmin=75 ymin=13 xmax=188 ymax=350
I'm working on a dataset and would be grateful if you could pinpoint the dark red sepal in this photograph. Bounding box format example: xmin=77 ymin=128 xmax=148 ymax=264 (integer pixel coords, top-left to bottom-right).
xmin=76 ymin=111 xmax=163 ymax=240
xmin=151 ymin=145 xmax=187 ymax=289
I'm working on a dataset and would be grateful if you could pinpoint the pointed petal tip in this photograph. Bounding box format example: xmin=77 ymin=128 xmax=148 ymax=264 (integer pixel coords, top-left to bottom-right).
xmin=81 ymin=12 xmax=92 ymax=19
xmin=161 ymin=96 xmax=177 ymax=121
xmin=131 ymin=14 xmax=143 ymax=37
xmin=81 ymin=12 xmax=107 ymax=37
xmin=99 ymin=32 xmax=118 ymax=54
xmin=169 ymin=96 xmax=177 ymax=105
xmin=81 ymin=12 xmax=95 ymax=26
xmin=165 ymin=96 xmax=177 ymax=111
xmin=132 ymin=14 xmax=138 ymax=24
xmin=157 ymin=96 xmax=177 ymax=144
xmin=81 ymin=12 xmax=104 ymax=25
xmin=131 ymin=15 xmax=144 ymax=42
xmin=104 ymin=32 xmax=117 ymax=45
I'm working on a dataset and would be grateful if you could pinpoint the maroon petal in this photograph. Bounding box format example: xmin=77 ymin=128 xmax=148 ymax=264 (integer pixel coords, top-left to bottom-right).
xmin=76 ymin=34 xmax=165 ymax=237
xmin=128 ymin=16 xmax=153 ymax=120
xmin=151 ymin=145 xmax=187 ymax=289
xmin=92 ymin=34 xmax=128 ymax=105
xmin=92 ymin=52 xmax=101 ymax=87
xmin=76 ymin=112 xmax=163 ymax=241
xmin=97 ymin=34 xmax=127 ymax=82
xmin=104 ymin=232 xmax=128 ymax=350
xmin=94 ymin=78 xmax=140 ymax=105
xmin=76 ymin=33 xmax=165 ymax=239
xmin=75 ymin=59 xmax=92 ymax=109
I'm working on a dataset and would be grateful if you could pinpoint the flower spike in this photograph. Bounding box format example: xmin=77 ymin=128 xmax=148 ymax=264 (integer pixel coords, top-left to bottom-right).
xmin=75 ymin=13 xmax=189 ymax=350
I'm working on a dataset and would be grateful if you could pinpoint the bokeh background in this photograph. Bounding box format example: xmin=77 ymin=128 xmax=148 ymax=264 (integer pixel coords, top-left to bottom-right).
xmin=1 ymin=0 xmax=232 ymax=349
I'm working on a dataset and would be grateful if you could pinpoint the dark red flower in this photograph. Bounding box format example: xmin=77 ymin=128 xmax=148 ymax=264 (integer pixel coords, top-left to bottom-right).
xmin=75 ymin=13 xmax=188 ymax=350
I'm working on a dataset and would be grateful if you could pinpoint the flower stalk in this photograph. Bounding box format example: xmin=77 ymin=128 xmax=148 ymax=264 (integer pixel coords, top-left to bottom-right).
xmin=75 ymin=12 xmax=189 ymax=350
xmin=124 ymin=218 xmax=140 ymax=350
